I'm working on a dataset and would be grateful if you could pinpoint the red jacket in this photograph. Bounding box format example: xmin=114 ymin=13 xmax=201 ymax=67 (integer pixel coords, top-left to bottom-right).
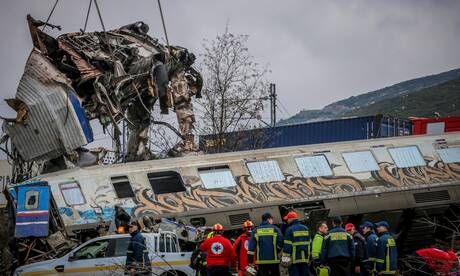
xmin=416 ymin=248 xmax=458 ymax=274
xmin=200 ymin=234 xmax=236 ymax=267
xmin=233 ymin=232 xmax=253 ymax=270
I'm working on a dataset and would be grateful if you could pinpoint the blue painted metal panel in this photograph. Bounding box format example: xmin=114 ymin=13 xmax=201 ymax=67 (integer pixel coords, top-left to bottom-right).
xmin=15 ymin=185 xmax=50 ymax=238
xmin=68 ymin=90 xmax=94 ymax=143
xmin=199 ymin=115 xmax=412 ymax=153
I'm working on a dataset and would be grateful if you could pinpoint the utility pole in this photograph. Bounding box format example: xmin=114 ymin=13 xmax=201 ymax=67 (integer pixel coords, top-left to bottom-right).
xmin=269 ymin=83 xmax=277 ymax=127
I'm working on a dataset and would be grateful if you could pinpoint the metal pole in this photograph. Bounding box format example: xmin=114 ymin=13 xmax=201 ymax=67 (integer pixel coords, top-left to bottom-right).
xmin=270 ymin=83 xmax=277 ymax=127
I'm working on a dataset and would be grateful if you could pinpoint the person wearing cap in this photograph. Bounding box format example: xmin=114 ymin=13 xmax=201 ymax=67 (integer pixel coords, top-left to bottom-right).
xmin=374 ymin=221 xmax=397 ymax=275
xmin=282 ymin=211 xmax=311 ymax=276
xmin=247 ymin=212 xmax=284 ymax=276
xmin=321 ymin=216 xmax=355 ymax=276
xmin=345 ymin=223 xmax=367 ymax=276
xmin=233 ymin=220 xmax=255 ymax=276
xmin=360 ymin=221 xmax=378 ymax=275
xmin=126 ymin=221 xmax=151 ymax=275
xmin=200 ymin=223 xmax=236 ymax=276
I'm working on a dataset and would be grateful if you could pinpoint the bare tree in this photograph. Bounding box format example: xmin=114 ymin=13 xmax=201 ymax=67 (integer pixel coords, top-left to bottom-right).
xmin=196 ymin=30 xmax=270 ymax=153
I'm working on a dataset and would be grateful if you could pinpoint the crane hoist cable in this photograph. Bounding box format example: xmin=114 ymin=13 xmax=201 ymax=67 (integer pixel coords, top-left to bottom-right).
xmin=156 ymin=0 xmax=170 ymax=48
xmin=42 ymin=0 xmax=60 ymax=31
xmin=83 ymin=0 xmax=93 ymax=33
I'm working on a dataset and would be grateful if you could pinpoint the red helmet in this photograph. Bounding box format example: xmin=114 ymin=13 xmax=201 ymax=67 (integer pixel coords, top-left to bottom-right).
xmin=283 ymin=211 xmax=299 ymax=221
xmin=243 ymin=220 xmax=254 ymax=228
xmin=213 ymin=223 xmax=224 ymax=231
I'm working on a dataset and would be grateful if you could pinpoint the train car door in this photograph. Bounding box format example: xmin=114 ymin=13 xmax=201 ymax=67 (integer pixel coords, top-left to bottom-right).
xmin=15 ymin=184 xmax=50 ymax=238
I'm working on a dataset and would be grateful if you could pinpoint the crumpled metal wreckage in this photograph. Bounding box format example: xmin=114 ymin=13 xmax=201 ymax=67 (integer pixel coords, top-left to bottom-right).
xmin=2 ymin=15 xmax=203 ymax=168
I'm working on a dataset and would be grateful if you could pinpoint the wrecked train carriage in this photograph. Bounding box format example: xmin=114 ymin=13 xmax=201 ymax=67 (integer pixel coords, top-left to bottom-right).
xmin=8 ymin=132 xmax=460 ymax=250
xmin=3 ymin=17 xmax=202 ymax=168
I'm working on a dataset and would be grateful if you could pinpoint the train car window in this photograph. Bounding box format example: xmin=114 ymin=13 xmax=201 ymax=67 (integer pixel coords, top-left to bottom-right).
xmin=342 ymin=151 xmax=380 ymax=173
xmin=437 ymin=147 xmax=460 ymax=164
xmin=295 ymin=155 xmax=333 ymax=177
xmin=388 ymin=146 xmax=426 ymax=168
xmin=147 ymin=171 xmax=186 ymax=194
xmin=59 ymin=182 xmax=86 ymax=206
xmin=198 ymin=166 xmax=236 ymax=189
xmin=110 ymin=176 xmax=135 ymax=198
xmin=25 ymin=190 xmax=39 ymax=210
xmin=246 ymin=160 xmax=285 ymax=183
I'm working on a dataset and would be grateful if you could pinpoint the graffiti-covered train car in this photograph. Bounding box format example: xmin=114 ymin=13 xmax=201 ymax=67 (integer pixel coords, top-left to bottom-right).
xmin=7 ymin=132 xmax=460 ymax=236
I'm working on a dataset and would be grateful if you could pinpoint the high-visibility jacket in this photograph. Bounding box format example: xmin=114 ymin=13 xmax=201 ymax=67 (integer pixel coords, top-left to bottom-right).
xmin=375 ymin=232 xmax=397 ymax=274
xmin=233 ymin=232 xmax=253 ymax=270
xmin=364 ymin=231 xmax=378 ymax=265
xmin=200 ymin=234 xmax=236 ymax=267
xmin=320 ymin=226 xmax=355 ymax=263
xmin=311 ymin=232 xmax=325 ymax=260
xmin=282 ymin=220 xmax=311 ymax=264
xmin=247 ymin=221 xmax=284 ymax=265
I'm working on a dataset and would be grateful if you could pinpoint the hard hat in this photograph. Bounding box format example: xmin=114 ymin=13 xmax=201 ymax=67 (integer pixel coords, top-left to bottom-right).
xmin=213 ymin=223 xmax=224 ymax=231
xmin=243 ymin=220 xmax=254 ymax=228
xmin=283 ymin=211 xmax=298 ymax=221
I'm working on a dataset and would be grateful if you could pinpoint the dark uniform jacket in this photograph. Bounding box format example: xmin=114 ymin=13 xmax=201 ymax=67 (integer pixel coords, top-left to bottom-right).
xmin=375 ymin=232 xmax=397 ymax=274
xmin=363 ymin=231 xmax=378 ymax=267
xmin=248 ymin=221 xmax=284 ymax=265
xmin=320 ymin=226 xmax=355 ymax=263
xmin=352 ymin=232 xmax=367 ymax=268
xmin=282 ymin=220 xmax=311 ymax=264
xmin=126 ymin=231 xmax=150 ymax=269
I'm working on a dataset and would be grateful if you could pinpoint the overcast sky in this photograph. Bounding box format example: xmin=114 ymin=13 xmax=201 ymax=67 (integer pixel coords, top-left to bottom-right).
xmin=1 ymin=0 xmax=459 ymax=130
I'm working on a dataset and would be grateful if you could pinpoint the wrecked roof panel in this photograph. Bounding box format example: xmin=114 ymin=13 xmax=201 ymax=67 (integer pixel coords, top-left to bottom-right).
xmin=4 ymin=50 xmax=93 ymax=161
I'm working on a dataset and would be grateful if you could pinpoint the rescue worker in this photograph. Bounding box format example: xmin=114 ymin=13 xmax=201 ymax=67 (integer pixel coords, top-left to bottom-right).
xmin=311 ymin=221 xmax=328 ymax=275
xmin=200 ymin=223 xmax=236 ymax=276
xmin=282 ymin=211 xmax=311 ymax=276
xmin=248 ymin=212 xmax=284 ymax=276
xmin=126 ymin=221 xmax=151 ymax=275
xmin=345 ymin=223 xmax=367 ymax=276
xmin=321 ymin=217 xmax=355 ymax=276
xmin=374 ymin=221 xmax=397 ymax=275
xmin=360 ymin=221 xmax=378 ymax=274
xmin=233 ymin=220 xmax=255 ymax=276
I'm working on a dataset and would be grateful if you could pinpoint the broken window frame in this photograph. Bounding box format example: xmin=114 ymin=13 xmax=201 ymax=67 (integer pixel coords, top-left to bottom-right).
xmin=25 ymin=190 xmax=40 ymax=210
xmin=59 ymin=181 xmax=86 ymax=206
xmin=110 ymin=175 xmax=135 ymax=199
xmin=246 ymin=160 xmax=285 ymax=184
xmin=147 ymin=171 xmax=186 ymax=195
xmin=198 ymin=165 xmax=237 ymax=189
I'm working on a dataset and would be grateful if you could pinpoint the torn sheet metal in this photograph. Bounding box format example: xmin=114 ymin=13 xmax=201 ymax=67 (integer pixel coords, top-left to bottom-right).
xmin=3 ymin=50 xmax=93 ymax=161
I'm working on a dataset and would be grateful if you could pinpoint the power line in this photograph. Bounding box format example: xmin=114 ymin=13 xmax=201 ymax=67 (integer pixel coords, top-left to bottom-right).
xmin=277 ymin=98 xmax=292 ymax=118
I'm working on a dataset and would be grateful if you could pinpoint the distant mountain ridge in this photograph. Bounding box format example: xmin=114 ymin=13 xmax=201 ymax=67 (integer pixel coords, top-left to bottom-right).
xmin=279 ymin=67 xmax=460 ymax=125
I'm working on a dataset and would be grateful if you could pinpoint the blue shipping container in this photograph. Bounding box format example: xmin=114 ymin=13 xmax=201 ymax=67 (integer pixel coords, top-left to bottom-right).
xmin=199 ymin=115 xmax=412 ymax=153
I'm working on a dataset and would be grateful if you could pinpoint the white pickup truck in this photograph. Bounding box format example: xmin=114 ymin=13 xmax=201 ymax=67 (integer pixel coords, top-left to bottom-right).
xmin=14 ymin=231 xmax=194 ymax=276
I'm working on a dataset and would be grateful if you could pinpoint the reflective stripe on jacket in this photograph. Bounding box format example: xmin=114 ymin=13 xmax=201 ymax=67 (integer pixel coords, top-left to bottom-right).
xmin=311 ymin=233 xmax=325 ymax=260
xmin=320 ymin=226 xmax=355 ymax=263
xmin=247 ymin=221 xmax=284 ymax=265
xmin=282 ymin=220 xmax=310 ymax=264
xmin=364 ymin=231 xmax=378 ymax=264
xmin=375 ymin=232 xmax=397 ymax=274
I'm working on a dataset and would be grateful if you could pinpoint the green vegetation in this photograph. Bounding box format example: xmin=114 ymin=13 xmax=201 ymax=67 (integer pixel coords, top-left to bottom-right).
xmin=343 ymin=77 xmax=460 ymax=118
xmin=279 ymin=67 xmax=460 ymax=125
